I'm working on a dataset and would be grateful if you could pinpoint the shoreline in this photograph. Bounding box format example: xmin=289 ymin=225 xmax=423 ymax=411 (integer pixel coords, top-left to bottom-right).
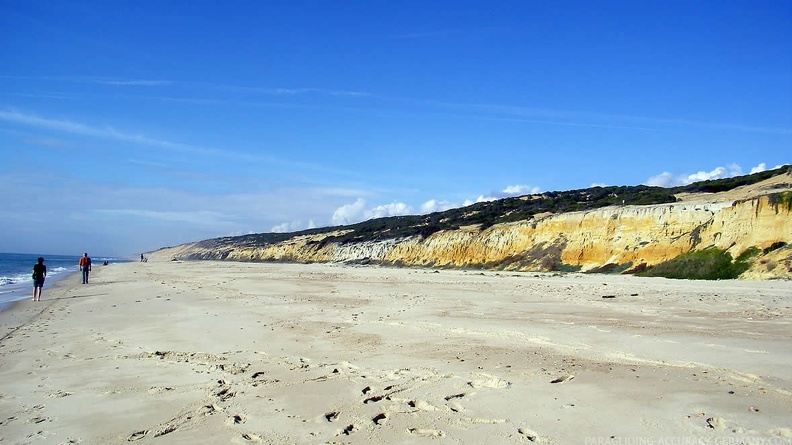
xmin=0 ymin=257 xmax=133 ymax=312
xmin=0 ymin=269 xmax=80 ymax=312
xmin=1 ymin=260 xmax=790 ymax=444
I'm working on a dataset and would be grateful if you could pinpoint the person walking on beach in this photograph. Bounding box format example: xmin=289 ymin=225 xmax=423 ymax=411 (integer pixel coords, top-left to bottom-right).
xmin=32 ymin=257 xmax=46 ymax=301
xmin=79 ymin=253 xmax=92 ymax=284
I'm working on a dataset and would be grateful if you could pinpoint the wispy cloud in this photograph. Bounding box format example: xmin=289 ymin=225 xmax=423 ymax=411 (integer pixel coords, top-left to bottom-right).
xmin=96 ymin=79 xmax=173 ymax=86
xmin=92 ymin=209 xmax=235 ymax=226
xmin=407 ymin=99 xmax=792 ymax=135
xmin=213 ymin=85 xmax=374 ymax=98
xmin=388 ymin=27 xmax=506 ymax=39
xmin=0 ymin=92 xmax=76 ymax=100
xmin=5 ymin=75 xmax=788 ymax=134
xmin=389 ymin=29 xmax=463 ymax=39
xmin=0 ymin=75 xmax=173 ymax=86
xmin=0 ymin=107 xmax=207 ymax=152
xmin=0 ymin=108 xmax=372 ymax=182
xmin=0 ymin=75 xmax=369 ymax=97
xmin=0 ymin=108 xmax=279 ymax=163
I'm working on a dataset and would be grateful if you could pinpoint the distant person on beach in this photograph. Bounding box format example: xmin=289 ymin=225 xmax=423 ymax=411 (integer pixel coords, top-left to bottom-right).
xmin=32 ymin=257 xmax=46 ymax=301
xmin=79 ymin=253 xmax=92 ymax=284
xmin=141 ymin=253 xmax=144 ymax=262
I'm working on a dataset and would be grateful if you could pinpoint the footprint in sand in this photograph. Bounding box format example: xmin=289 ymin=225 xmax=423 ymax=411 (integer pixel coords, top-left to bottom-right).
xmin=408 ymin=400 xmax=439 ymax=412
xmin=338 ymin=424 xmax=356 ymax=435
xmin=227 ymin=414 xmax=245 ymax=425
xmin=465 ymin=417 xmax=506 ymax=424
xmin=444 ymin=393 xmax=465 ymax=401
xmin=706 ymin=417 xmax=726 ymax=430
xmin=0 ymin=416 xmax=18 ymax=426
xmin=47 ymin=390 xmax=73 ymax=398
xmin=372 ymin=413 xmax=387 ymax=425
xmin=549 ymin=374 xmax=574 ymax=384
xmin=127 ymin=430 xmax=148 ymax=441
xmin=518 ymin=427 xmax=545 ymax=442
xmin=468 ymin=373 xmax=511 ymax=389
xmin=408 ymin=428 xmax=445 ymax=437
xmin=363 ymin=395 xmax=385 ymax=404
xmin=241 ymin=432 xmax=263 ymax=442
xmin=447 ymin=401 xmax=465 ymax=413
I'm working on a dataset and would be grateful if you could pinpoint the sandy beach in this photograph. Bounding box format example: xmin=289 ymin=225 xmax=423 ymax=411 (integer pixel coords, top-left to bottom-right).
xmin=0 ymin=260 xmax=790 ymax=445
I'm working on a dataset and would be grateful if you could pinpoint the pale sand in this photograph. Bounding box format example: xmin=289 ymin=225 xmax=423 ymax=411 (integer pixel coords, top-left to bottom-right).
xmin=0 ymin=261 xmax=790 ymax=445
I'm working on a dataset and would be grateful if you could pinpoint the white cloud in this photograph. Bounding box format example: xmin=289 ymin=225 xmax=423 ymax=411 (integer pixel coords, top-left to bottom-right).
xmin=644 ymin=163 xmax=778 ymax=187
xmin=645 ymin=172 xmax=675 ymax=187
xmin=271 ymin=219 xmax=317 ymax=233
xmin=420 ymin=199 xmax=458 ymax=213
xmin=331 ymin=199 xmax=367 ymax=226
xmin=270 ymin=223 xmax=290 ymax=233
xmin=750 ymin=163 xmax=767 ymax=174
xmin=475 ymin=184 xmax=542 ymax=202
xmin=329 ymin=183 xmax=544 ymax=228
xmin=502 ymin=184 xmax=541 ymax=195
xmin=475 ymin=195 xmax=497 ymax=203
xmin=330 ymin=199 xmax=415 ymax=226
xmin=684 ymin=164 xmax=743 ymax=183
xmin=365 ymin=202 xmax=412 ymax=219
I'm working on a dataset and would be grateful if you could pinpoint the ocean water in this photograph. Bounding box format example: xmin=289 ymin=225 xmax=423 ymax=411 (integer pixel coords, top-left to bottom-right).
xmin=0 ymin=252 xmax=131 ymax=310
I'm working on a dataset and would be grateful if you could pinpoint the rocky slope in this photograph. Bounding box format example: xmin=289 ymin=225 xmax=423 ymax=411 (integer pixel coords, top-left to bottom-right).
xmin=151 ymin=170 xmax=792 ymax=279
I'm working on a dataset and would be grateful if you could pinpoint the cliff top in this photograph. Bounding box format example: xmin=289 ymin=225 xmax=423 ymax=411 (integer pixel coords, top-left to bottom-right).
xmin=675 ymin=168 xmax=792 ymax=204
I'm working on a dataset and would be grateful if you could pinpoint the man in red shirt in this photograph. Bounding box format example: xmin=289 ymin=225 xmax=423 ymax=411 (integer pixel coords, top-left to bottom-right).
xmin=79 ymin=253 xmax=92 ymax=284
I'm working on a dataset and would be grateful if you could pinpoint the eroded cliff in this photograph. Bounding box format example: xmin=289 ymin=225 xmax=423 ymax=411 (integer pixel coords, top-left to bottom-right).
xmin=150 ymin=173 xmax=792 ymax=279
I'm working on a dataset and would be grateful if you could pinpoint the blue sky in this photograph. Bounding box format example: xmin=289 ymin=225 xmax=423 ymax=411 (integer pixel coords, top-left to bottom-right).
xmin=1 ymin=0 xmax=790 ymax=256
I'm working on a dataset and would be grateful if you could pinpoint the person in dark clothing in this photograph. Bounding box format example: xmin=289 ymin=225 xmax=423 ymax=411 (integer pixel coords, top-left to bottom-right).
xmin=32 ymin=257 xmax=46 ymax=301
xmin=79 ymin=253 xmax=92 ymax=284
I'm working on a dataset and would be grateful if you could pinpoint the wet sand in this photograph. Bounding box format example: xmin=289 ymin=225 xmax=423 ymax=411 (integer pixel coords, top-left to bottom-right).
xmin=0 ymin=260 xmax=790 ymax=444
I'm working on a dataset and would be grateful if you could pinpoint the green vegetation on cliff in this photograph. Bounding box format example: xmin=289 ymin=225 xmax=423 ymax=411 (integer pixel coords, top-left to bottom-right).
xmin=637 ymin=247 xmax=759 ymax=280
xmin=768 ymin=191 xmax=792 ymax=211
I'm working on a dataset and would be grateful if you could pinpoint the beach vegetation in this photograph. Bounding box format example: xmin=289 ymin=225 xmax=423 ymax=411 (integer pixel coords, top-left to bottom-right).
xmin=637 ymin=247 xmax=754 ymax=280
xmin=735 ymin=246 xmax=761 ymax=263
xmin=768 ymin=191 xmax=792 ymax=212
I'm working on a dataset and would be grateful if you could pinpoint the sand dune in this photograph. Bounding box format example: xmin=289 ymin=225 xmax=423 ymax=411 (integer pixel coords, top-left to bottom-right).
xmin=0 ymin=261 xmax=790 ymax=444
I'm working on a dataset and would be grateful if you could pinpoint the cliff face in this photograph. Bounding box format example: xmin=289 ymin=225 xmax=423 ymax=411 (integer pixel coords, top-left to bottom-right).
xmin=152 ymin=193 xmax=792 ymax=279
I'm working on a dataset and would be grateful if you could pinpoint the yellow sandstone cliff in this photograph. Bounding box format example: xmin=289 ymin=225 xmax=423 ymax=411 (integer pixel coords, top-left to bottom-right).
xmin=151 ymin=174 xmax=792 ymax=279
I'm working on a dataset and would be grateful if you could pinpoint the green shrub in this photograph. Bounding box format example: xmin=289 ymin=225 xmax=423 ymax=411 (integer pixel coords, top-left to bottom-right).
xmin=735 ymin=246 xmax=760 ymax=263
xmin=638 ymin=248 xmax=751 ymax=280
xmin=768 ymin=191 xmax=792 ymax=211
